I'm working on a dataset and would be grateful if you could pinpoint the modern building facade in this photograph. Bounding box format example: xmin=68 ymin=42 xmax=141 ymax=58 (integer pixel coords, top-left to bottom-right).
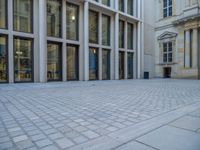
xmin=144 ymin=0 xmax=200 ymax=79
xmin=0 ymin=0 xmax=143 ymax=83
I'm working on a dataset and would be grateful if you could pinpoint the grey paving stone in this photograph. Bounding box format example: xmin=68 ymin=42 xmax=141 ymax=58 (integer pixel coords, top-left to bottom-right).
xmin=48 ymin=132 xmax=64 ymax=140
xmin=0 ymin=136 xmax=10 ymax=143
xmin=82 ymin=130 xmax=100 ymax=139
xmin=35 ymin=139 xmax=52 ymax=148
xmin=31 ymin=134 xmax=46 ymax=141
xmin=72 ymin=135 xmax=88 ymax=144
xmin=106 ymin=126 xmax=118 ymax=132
xmin=0 ymin=141 xmax=13 ymax=149
xmin=137 ymin=125 xmax=200 ymax=150
xmin=55 ymin=138 xmax=74 ymax=149
xmin=114 ymin=141 xmax=156 ymax=150
xmin=13 ymin=135 xmax=28 ymax=143
xmin=40 ymin=145 xmax=59 ymax=150
xmin=170 ymin=115 xmax=200 ymax=132
xmin=16 ymin=140 xmax=34 ymax=149
xmin=8 ymin=127 xmax=21 ymax=133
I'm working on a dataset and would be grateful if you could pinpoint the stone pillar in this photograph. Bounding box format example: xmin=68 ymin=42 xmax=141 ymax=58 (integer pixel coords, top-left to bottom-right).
xmin=185 ymin=30 xmax=190 ymax=68
xmin=83 ymin=1 xmax=89 ymax=81
xmin=39 ymin=0 xmax=47 ymax=82
xmin=192 ymin=28 xmax=198 ymax=68
xmin=114 ymin=13 xmax=119 ymax=80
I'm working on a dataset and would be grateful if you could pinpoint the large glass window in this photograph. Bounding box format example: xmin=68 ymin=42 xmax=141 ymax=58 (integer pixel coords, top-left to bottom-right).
xmin=163 ymin=0 xmax=172 ymax=18
xmin=127 ymin=0 xmax=133 ymax=15
xmin=119 ymin=0 xmax=124 ymax=12
xmin=102 ymin=15 xmax=110 ymax=46
xmin=102 ymin=0 xmax=110 ymax=6
xmin=163 ymin=42 xmax=173 ymax=63
xmin=66 ymin=3 xmax=79 ymax=41
xmin=0 ymin=0 xmax=6 ymax=29
xmin=67 ymin=45 xmax=79 ymax=81
xmin=119 ymin=20 xmax=125 ymax=48
xmin=102 ymin=49 xmax=110 ymax=80
xmin=14 ymin=37 xmax=33 ymax=82
xmin=119 ymin=51 xmax=125 ymax=79
xmin=47 ymin=42 xmax=62 ymax=81
xmin=13 ymin=0 xmax=33 ymax=33
xmin=127 ymin=52 xmax=134 ymax=79
xmin=47 ymin=0 xmax=62 ymax=37
xmin=127 ymin=23 xmax=133 ymax=49
xmin=0 ymin=35 xmax=7 ymax=82
xmin=89 ymin=48 xmax=98 ymax=80
xmin=89 ymin=10 xmax=98 ymax=44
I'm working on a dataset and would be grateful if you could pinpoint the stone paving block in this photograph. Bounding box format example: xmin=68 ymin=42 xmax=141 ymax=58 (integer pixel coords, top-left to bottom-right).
xmin=43 ymin=128 xmax=57 ymax=135
xmin=74 ymin=126 xmax=88 ymax=132
xmin=48 ymin=132 xmax=64 ymax=140
xmin=35 ymin=139 xmax=52 ymax=148
xmin=0 ymin=136 xmax=10 ymax=143
xmin=72 ymin=135 xmax=88 ymax=144
xmin=170 ymin=115 xmax=200 ymax=132
xmin=8 ymin=127 xmax=21 ymax=133
xmin=137 ymin=125 xmax=200 ymax=150
xmin=114 ymin=140 xmax=156 ymax=150
xmin=55 ymin=138 xmax=74 ymax=149
xmin=40 ymin=145 xmax=59 ymax=150
xmin=0 ymin=141 xmax=13 ymax=149
xmin=31 ymin=134 xmax=46 ymax=141
xmin=106 ymin=126 xmax=118 ymax=132
xmin=65 ymin=130 xmax=81 ymax=139
xmin=82 ymin=130 xmax=100 ymax=139
xmin=16 ymin=140 xmax=34 ymax=149
xmin=13 ymin=135 xmax=28 ymax=143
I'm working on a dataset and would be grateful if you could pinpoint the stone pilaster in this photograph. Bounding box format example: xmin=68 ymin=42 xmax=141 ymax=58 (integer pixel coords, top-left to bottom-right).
xmin=185 ymin=30 xmax=190 ymax=68
xmin=192 ymin=28 xmax=198 ymax=68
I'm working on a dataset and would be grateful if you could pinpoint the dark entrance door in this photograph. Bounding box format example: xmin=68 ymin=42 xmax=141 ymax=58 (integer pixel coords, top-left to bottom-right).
xmin=89 ymin=48 xmax=98 ymax=80
xmin=163 ymin=67 xmax=171 ymax=78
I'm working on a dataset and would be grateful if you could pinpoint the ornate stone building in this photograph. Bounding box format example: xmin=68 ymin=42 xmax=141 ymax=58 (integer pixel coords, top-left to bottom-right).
xmin=144 ymin=0 xmax=200 ymax=79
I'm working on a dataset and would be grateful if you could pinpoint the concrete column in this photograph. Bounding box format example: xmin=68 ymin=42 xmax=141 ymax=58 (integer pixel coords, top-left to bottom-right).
xmin=185 ymin=30 xmax=190 ymax=68
xmin=192 ymin=28 xmax=198 ymax=68
xmin=124 ymin=22 xmax=128 ymax=79
xmin=114 ymin=13 xmax=119 ymax=80
xmin=99 ymin=12 xmax=102 ymax=80
xmin=39 ymin=0 xmax=47 ymax=82
xmin=137 ymin=22 xmax=141 ymax=79
xmin=83 ymin=1 xmax=89 ymax=81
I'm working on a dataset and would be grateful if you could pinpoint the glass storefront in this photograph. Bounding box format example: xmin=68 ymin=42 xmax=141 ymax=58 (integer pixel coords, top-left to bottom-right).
xmin=102 ymin=49 xmax=110 ymax=80
xmin=67 ymin=45 xmax=79 ymax=80
xmin=14 ymin=37 xmax=33 ymax=82
xmin=89 ymin=10 xmax=98 ymax=44
xmin=0 ymin=0 xmax=6 ymax=29
xmin=119 ymin=51 xmax=125 ymax=79
xmin=47 ymin=0 xmax=62 ymax=37
xmin=89 ymin=48 xmax=98 ymax=80
xmin=66 ymin=3 xmax=79 ymax=41
xmin=102 ymin=15 xmax=110 ymax=46
xmin=13 ymin=0 xmax=33 ymax=33
xmin=127 ymin=52 xmax=133 ymax=79
xmin=0 ymin=35 xmax=7 ymax=82
xmin=47 ymin=42 xmax=62 ymax=81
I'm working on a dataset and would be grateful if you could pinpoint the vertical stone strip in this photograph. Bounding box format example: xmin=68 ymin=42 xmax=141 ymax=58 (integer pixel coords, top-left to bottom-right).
xmin=185 ymin=30 xmax=190 ymax=68
xmin=192 ymin=28 xmax=198 ymax=68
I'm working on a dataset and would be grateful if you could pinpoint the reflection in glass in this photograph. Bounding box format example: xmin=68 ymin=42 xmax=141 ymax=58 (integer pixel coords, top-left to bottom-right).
xmin=89 ymin=48 xmax=98 ymax=80
xmin=127 ymin=0 xmax=133 ymax=15
xmin=127 ymin=23 xmax=133 ymax=49
xmin=47 ymin=42 xmax=62 ymax=81
xmin=127 ymin=52 xmax=133 ymax=79
xmin=119 ymin=51 xmax=125 ymax=79
xmin=14 ymin=38 xmax=33 ymax=82
xmin=14 ymin=0 xmax=32 ymax=33
xmin=66 ymin=3 xmax=79 ymax=41
xmin=102 ymin=49 xmax=110 ymax=80
xmin=47 ymin=0 xmax=62 ymax=37
xmin=0 ymin=35 xmax=7 ymax=82
xmin=119 ymin=20 xmax=124 ymax=48
xmin=67 ymin=45 xmax=79 ymax=80
xmin=102 ymin=0 xmax=110 ymax=6
xmin=102 ymin=15 xmax=110 ymax=46
xmin=89 ymin=10 xmax=98 ymax=44
xmin=0 ymin=0 xmax=6 ymax=28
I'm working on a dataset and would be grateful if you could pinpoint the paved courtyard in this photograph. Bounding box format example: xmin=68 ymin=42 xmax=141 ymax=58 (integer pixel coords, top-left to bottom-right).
xmin=0 ymin=79 xmax=200 ymax=150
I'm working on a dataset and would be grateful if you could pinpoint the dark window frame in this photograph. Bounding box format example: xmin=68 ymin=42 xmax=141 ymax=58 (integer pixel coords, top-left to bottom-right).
xmin=66 ymin=44 xmax=79 ymax=81
xmin=102 ymin=49 xmax=111 ymax=80
xmin=47 ymin=41 xmax=62 ymax=82
xmin=13 ymin=0 xmax=34 ymax=33
xmin=13 ymin=36 xmax=34 ymax=83
xmin=163 ymin=0 xmax=172 ymax=18
xmin=0 ymin=34 xmax=8 ymax=83
xmin=163 ymin=42 xmax=173 ymax=63
xmin=89 ymin=47 xmax=99 ymax=80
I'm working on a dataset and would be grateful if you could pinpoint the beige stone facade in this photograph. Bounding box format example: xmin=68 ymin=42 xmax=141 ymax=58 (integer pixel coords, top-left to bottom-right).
xmin=144 ymin=0 xmax=200 ymax=79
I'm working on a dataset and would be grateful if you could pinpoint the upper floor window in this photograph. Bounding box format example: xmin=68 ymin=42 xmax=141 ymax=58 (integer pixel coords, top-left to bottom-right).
xmin=102 ymin=15 xmax=110 ymax=46
xmin=14 ymin=0 xmax=33 ymax=33
xmin=102 ymin=0 xmax=110 ymax=6
xmin=66 ymin=3 xmax=79 ymax=41
xmin=119 ymin=0 xmax=124 ymax=12
xmin=47 ymin=0 xmax=62 ymax=37
xmin=89 ymin=10 xmax=98 ymax=44
xmin=127 ymin=0 xmax=133 ymax=15
xmin=0 ymin=0 xmax=7 ymax=29
xmin=163 ymin=42 xmax=172 ymax=63
xmin=119 ymin=20 xmax=125 ymax=48
xmin=163 ymin=0 xmax=172 ymax=18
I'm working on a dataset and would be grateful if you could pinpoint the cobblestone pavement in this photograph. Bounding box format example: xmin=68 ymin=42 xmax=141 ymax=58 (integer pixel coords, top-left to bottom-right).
xmin=0 ymin=79 xmax=200 ymax=150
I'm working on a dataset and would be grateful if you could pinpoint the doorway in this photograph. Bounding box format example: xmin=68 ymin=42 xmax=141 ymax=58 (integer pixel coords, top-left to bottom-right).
xmin=163 ymin=67 xmax=171 ymax=78
xmin=89 ymin=48 xmax=98 ymax=80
